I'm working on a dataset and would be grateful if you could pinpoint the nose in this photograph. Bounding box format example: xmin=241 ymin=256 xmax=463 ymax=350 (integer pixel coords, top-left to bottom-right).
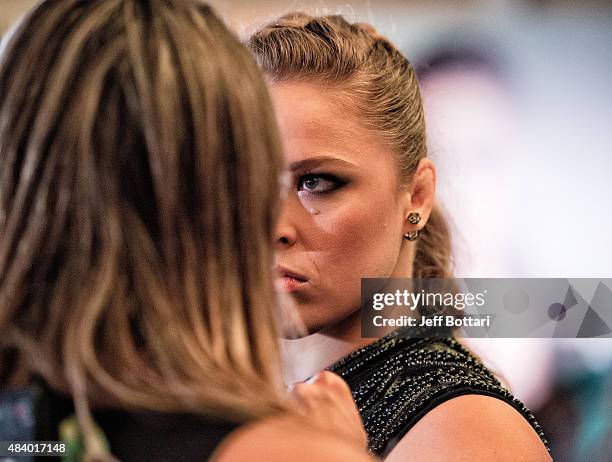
xmin=274 ymin=198 xmax=298 ymax=249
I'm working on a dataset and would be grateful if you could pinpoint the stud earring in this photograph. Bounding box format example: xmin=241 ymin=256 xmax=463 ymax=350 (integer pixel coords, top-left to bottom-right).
xmin=407 ymin=212 xmax=421 ymax=224
xmin=404 ymin=230 xmax=420 ymax=241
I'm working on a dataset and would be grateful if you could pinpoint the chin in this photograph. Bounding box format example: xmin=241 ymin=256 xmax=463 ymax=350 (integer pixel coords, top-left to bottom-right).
xmin=277 ymin=304 xmax=335 ymax=338
xmin=277 ymin=291 xmax=358 ymax=337
xmin=293 ymin=309 xmax=359 ymax=339
xmin=279 ymin=315 xmax=329 ymax=339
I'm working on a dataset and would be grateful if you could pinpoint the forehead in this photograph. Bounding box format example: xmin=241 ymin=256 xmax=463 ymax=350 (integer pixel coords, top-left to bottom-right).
xmin=270 ymin=81 xmax=394 ymax=168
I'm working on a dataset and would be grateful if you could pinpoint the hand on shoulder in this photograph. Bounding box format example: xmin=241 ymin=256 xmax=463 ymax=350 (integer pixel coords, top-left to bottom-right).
xmin=213 ymin=371 xmax=374 ymax=462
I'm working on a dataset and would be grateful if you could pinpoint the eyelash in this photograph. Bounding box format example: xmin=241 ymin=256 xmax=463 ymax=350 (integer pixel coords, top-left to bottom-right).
xmin=296 ymin=173 xmax=346 ymax=195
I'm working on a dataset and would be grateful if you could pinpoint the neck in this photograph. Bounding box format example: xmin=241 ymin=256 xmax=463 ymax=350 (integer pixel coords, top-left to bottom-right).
xmin=281 ymin=309 xmax=376 ymax=384
xmin=281 ymin=242 xmax=415 ymax=385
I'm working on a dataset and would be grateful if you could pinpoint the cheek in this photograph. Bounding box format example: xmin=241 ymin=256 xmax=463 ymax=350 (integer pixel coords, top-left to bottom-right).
xmin=312 ymin=193 xmax=401 ymax=278
xmin=296 ymin=194 xmax=402 ymax=330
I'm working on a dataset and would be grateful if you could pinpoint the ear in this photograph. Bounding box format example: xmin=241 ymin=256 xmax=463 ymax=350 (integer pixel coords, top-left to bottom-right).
xmin=402 ymin=158 xmax=436 ymax=235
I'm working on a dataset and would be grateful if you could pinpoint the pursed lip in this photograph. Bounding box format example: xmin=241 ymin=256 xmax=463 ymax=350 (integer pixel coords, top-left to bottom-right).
xmin=274 ymin=265 xmax=309 ymax=282
xmin=273 ymin=265 xmax=310 ymax=292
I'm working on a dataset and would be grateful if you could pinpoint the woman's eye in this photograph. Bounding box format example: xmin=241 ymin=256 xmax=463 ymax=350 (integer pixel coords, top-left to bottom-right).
xmin=297 ymin=174 xmax=340 ymax=194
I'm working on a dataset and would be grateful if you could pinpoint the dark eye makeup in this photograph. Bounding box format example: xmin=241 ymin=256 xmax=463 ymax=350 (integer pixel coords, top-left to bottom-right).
xmin=296 ymin=173 xmax=347 ymax=195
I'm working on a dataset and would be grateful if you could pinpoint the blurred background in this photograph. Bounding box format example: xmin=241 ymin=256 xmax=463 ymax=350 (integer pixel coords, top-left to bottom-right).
xmin=2 ymin=1 xmax=611 ymax=460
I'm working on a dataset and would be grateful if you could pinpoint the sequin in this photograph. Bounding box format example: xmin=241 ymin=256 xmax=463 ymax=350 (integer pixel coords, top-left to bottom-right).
xmin=327 ymin=326 xmax=550 ymax=457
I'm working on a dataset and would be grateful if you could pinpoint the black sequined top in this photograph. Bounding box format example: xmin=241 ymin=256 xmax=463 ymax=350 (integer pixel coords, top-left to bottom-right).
xmin=327 ymin=326 xmax=550 ymax=457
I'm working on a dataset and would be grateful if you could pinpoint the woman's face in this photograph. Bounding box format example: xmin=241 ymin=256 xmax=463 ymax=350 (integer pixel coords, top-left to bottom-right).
xmin=271 ymin=82 xmax=415 ymax=334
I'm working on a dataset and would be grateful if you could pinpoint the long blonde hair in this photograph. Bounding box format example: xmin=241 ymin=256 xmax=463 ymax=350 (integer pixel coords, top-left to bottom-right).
xmin=248 ymin=13 xmax=453 ymax=279
xmin=0 ymin=0 xmax=287 ymax=445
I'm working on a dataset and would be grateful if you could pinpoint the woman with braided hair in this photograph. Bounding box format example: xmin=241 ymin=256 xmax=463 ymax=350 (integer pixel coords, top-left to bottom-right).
xmin=249 ymin=13 xmax=552 ymax=461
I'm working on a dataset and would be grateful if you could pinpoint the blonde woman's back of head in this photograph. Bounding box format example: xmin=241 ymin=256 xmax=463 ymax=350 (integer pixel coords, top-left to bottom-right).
xmin=0 ymin=0 xmax=287 ymax=444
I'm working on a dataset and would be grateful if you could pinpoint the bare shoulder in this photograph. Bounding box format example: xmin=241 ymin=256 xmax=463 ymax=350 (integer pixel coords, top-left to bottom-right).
xmin=384 ymin=394 xmax=551 ymax=462
xmin=212 ymin=412 xmax=374 ymax=462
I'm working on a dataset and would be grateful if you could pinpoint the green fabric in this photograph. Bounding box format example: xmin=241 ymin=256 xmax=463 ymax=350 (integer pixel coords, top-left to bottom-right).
xmin=59 ymin=415 xmax=112 ymax=461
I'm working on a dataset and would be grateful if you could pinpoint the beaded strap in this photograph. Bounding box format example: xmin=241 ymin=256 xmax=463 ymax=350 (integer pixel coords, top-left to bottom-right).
xmin=328 ymin=328 xmax=550 ymax=457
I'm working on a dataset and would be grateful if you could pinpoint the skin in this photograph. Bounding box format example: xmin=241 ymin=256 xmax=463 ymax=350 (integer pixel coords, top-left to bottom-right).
xmin=214 ymin=372 xmax=374 ymax=462
xmin=272 ymin=81 xmax=435 ymax=341
xmin=385 ymin=394 xmax=552 ymax=461
xmin=271 ymin=82 xmax=551 ymax=461
xmin=213 ymin=413 xmax=374 ymax=462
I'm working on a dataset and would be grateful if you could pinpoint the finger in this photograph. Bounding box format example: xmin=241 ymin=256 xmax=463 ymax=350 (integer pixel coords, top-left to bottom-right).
xmin=300 ymin=378 xmax=362 ymax=429
xmin=290 ymin=382 xmax=330 ymax=412
xmin=314 ymin=372 xmax=355 ymax=404
xmin=313 ymin=372 xmax=361 ymax=419
xmin=314 ymin=371 xmax=350 ymax=391
xmin=312 ymin=373 xmax=367 ymax=447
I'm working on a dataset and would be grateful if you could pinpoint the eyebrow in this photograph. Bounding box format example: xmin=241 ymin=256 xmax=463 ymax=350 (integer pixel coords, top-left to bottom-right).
xmin=288 ymin=156 xmax=357 ymax=172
